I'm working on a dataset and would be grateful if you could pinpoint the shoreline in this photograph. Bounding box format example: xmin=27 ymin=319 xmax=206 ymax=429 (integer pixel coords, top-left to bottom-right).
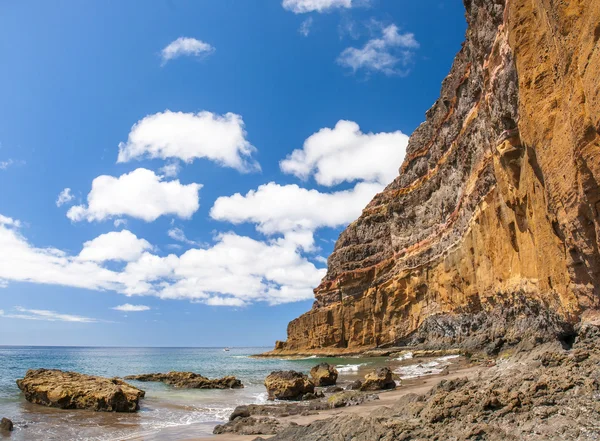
xmin=155 ymin=360 xmax=484 ymax=441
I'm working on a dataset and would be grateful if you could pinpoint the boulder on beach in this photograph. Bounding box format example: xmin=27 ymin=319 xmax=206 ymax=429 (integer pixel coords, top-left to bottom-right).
xmin=309 ymin=363 xmax=338 ymax=386
xmin=0 ymin=417 xmax=13 ymax=432
xmin=360 ymin=367 xmax=397 ymax=391
xmin=16 ymin=369 xmax=145 ymax=412
xmin=124 ymin=372 xmax=243 ymax=389
xmin=327 ymin=391 xmax=379 ymax=408
xmin=264 ymin=370 xmax=314 ymax=400
xmin=346 ymin=379 xmax=362 ymax=391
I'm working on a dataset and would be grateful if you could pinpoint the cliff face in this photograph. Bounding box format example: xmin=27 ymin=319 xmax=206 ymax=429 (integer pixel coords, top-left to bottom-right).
xmin=270 ymin=0 xmax=600 ymax=355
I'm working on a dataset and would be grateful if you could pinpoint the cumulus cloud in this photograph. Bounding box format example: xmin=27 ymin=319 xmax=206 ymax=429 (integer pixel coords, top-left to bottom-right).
xmin=67 ymin=168 xmax=202 ymax=223
xmin=0 ymin=213 xmax=325 ymax=306
xmin=117 ymin=111 xmax=260 ymax=172
xmin=338 ymin=23 xmax=419 ymax=75
xmin=79 ymin=230 xmax=153 ymax=262
xmin=112 ymin=304 xmax=150 ymax=312
xmin=161 ymin=37 xmax=215 ymax=65
xmin=0 ymin=215 xmax=21 ymax=228
xmin=0 ymin=307 xmax=100 ymax=323
xmin=56 ymin=188 xmax=74 ymax=207
xmin=283 ymin=0 xmax=352 ymax=13
xmin=210 ymin=181 xmax=383 ymax=250
xmin=114 ymin=219 xmax=127 ymax=228
xmin=280 ymin=120 xmax=408 ymax=186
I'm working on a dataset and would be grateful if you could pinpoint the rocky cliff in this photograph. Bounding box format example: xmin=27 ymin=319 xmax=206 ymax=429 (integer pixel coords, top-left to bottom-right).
xmin=269 ymin=0 xmax=600 ymax=355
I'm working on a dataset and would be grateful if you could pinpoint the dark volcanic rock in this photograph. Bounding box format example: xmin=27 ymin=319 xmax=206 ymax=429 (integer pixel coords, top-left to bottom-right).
xmin=360 ymin=367 xmax=396 ymax=391
xmin=0 ymin=418 xmax=13 ymax=432
xmin=229 ymin=405 xmax=251 ymax=421
xmin=16 ymin=369 xmax=144 ymax=412
xmin=259 ymin=324 xmax=600 ymax=441
xmin=264 ymin=370 xmax=314 ymax=400
xmin=346 ymin=380 xmax=363 ymax=390
xmin=309 ymin=363 xmax=338 ymax=386
xmin=124 ymin=372 xmax=243 ymax=389
xmin=327 ymin=391 xmax=379 ymax=408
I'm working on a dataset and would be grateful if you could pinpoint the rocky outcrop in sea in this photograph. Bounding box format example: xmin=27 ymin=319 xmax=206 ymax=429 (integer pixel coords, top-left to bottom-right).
xmin=16 ymin=369 xmax=145 ymax=412
xmin=123 ymin=371 xmax=243 ymax=389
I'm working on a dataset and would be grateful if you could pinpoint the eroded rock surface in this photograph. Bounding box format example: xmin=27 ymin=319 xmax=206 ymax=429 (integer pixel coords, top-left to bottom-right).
xmin=123 ymin=372 xmax=242 ymax=389
xmin=310 ymin=363 xmax=338 ymax=386
xmin=360 ymin=367 xmax=397 ymax=391
xmin=264 ymin=370 xmax=314 ymax=400
xmin=262 ymin=324 xmax=600 ymax=441
xmin=265 ymin=0 xmax=600 ymax=357
xmin=17 ymin=369 xmax=144 ymax=412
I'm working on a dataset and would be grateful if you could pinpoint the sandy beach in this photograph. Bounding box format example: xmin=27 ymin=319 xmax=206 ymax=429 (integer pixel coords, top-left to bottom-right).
xmin=189 ymin=363 xmax=484 ymax=441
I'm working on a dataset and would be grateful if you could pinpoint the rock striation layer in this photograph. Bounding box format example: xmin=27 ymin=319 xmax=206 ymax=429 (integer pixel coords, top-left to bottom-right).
xmin=123 ymin=372 xmax=243 ymax=389
xmin=268 ymin=0 xmax=600 ymax=356
xmin=17 ymin=369 xmax=145 ymax=412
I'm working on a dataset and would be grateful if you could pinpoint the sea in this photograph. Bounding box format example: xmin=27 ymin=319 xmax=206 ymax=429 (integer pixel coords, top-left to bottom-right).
xmin=0 ymin=346 xmax=387 ymax=440
xmin=0 ymin=346 xmax=462 ymax=440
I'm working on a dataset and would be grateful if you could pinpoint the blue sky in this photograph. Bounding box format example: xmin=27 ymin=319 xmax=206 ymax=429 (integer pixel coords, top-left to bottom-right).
xmin=0 ymin=0 xmax=466 ymax=347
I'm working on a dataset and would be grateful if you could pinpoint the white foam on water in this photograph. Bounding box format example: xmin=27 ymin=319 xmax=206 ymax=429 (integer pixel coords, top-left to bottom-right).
xmin=336 ymin=363 xmax=365 ymax=373
xmin=394 ymin=354 xmax=461 ymax=379
xmin=395 ymin=352 xmax=414 ymax=361
xmin=252 ymin=392 xmax=269 ymax=404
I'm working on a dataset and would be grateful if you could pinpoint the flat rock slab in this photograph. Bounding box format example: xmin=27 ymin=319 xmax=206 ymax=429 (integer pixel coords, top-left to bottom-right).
xmin=124 ymin=372 xmax=243 ymax=389
xmin=16 ymin=369 xmax=145 ymax=412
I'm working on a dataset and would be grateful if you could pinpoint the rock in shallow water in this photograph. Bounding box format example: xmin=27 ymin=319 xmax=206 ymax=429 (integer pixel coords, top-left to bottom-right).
xmin=310 ymin=363 xmax=338 ymax=386
xmin=124 ymin=372 xmax=243 ymax=389
xmin=16 ymin=369 xmax=144 ymax=412
xmin=264 ymin=370 xmax=314 ymax=400
xmin=0 ymin=417 xmax=13 ymax=432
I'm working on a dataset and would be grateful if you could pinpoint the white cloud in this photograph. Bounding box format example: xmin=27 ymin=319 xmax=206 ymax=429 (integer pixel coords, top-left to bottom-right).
xmin=338 ymin=24 xmax=419 ymax=75
xmin=0 ymin=307 xmax=100 ymax=323
xmin=56 ymin=188 xmax=74 ymax=207
xmin=161 ymin=37 xmax=215 ymax=65
xmin=210 ymin=181 xmax=383 ymax=250
xmin=117 ymin=111 xmax=260 ymax=172
xmin=280 ymin=120 xmax=408 ymax=186
xmin=79 ymin=230 xmax=153 ymax=262
xmin=0 ymin=213 xmax=325 ymax=306
xmin=0 ymin=215 xmax=21 ymax=228
xmin=112 ymin=304 xmax=150 ymax=312
xmin=283 ymin=0 xmax=352 ymax=13
xmin=159 ymin=161 xmax=180 ymax=178
xmin=167 ymin=227 xmax=198 ymax=246
xmin=299 ymin=17 xmax=313 ymax=36
xmin=114 ymin=219 xmax=127 ymax=228
xmin=67 ymin=168 xmax=202 ymax=223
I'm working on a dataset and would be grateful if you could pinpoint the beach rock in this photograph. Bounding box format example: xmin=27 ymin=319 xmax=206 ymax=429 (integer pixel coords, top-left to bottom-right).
xmin=229 ymin=405 xmax=250 ymax=421
xmin=0 ymin=418 xmax=13 ymax=432
xmin=309 ymin=363 xmax=338 ymax=386
xmin=16 ymin=369 xmax=144 ymax=412
xmin=264 ymin=370 xmax=314 ymax=400
xmin=123 ymin=372 xmax=243 ymax=389
xmin=213 ymin=416 xmax=281 ymax=436
xmin=360 ymin=367 xmax=396 ymax=391
xmin=346 ymin=380 xmax=362 ymax=390
xmin=324 ymin=386 xmax=344 ymax=393
xmin=327 ymin=391 xmax=379 ymax=408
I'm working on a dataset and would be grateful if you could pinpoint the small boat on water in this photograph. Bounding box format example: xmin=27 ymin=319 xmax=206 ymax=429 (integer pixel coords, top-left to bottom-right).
xmin=223 ymin=347 xmax=230 ymax=352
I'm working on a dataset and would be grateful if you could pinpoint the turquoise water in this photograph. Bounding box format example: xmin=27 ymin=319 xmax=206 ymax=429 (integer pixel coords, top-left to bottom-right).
xmin=0 ymin=346 xmax=376 ymax=440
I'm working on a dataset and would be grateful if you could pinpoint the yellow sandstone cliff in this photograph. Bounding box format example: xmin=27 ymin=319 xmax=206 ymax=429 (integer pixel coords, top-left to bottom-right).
xmin=268 ymin=0 xmax=600 ymax=356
